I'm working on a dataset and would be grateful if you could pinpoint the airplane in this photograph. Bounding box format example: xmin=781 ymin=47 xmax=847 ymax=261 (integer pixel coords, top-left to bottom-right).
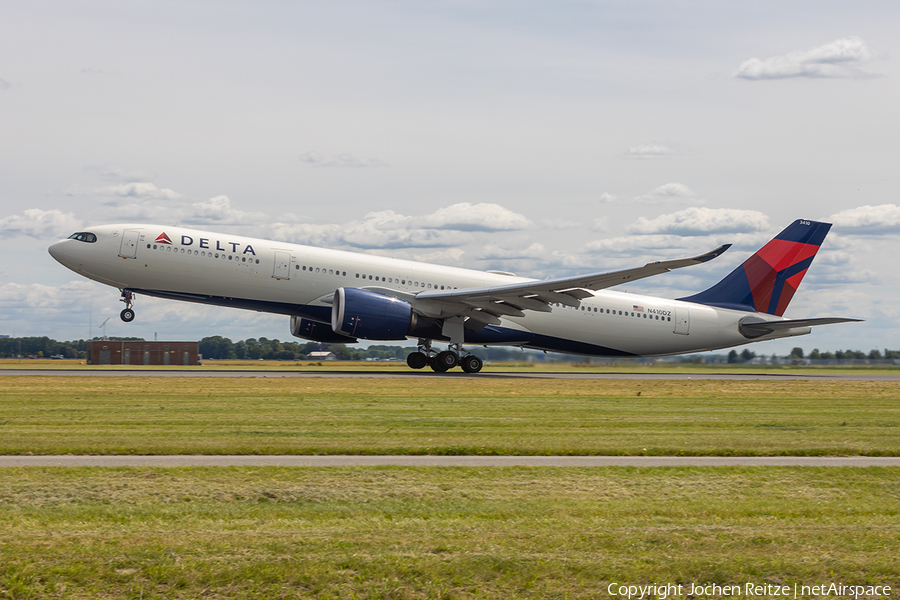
xmin=48 ymin=218 xmax=859 ymax=373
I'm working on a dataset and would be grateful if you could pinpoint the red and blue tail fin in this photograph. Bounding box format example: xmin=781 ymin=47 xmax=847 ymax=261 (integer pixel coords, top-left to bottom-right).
xmin=678 ymin=219 xmax=831 ymax=316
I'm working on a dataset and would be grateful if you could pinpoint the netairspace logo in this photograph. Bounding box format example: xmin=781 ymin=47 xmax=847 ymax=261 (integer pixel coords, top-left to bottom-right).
xmin=606 ymin=582 xmax=891 ymax=599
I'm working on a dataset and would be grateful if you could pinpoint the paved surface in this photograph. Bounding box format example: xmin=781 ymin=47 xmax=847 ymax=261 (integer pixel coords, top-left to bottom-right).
xmin=3 ymin=368 xmax=900 ymax=381
xmin=2 ymin=455 xmax=898 ymax=467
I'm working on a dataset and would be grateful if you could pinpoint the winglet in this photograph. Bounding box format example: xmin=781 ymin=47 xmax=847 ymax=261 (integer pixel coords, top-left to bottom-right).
xmin=694 ymin=244 xmax=731 ymax=263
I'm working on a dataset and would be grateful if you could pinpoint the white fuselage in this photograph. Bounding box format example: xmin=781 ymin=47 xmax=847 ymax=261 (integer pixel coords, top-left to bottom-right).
xmin=49 ymin=224 xmax=810 ymax=356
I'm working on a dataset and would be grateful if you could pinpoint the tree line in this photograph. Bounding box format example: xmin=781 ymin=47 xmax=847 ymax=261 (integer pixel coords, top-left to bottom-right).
xmin=727 ymin=347 xmax=900 ymax=363
xmin=1 ymin=335 xmax=898 ymax=363
xmin=197 ymin=336 xmax=540 ymax=362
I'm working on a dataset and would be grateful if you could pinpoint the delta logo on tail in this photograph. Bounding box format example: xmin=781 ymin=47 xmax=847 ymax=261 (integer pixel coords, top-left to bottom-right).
xmin=155 ymin=232 xmax=173 ymax=245
xmin=679 ymin=219 xmax=830 ymax=316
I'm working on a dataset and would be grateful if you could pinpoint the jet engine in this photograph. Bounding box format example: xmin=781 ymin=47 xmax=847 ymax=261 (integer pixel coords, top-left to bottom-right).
xmin=331 ymin=287 xmax=414 ymax=341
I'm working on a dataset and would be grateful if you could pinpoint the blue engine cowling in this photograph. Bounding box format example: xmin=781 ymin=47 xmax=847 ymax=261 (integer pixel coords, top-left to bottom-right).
xmin=331 ymin=287 xmax=414 ymax=341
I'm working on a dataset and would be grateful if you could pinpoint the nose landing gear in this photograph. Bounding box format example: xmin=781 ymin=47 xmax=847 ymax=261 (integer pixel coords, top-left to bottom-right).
xmin=119 ymin=290 xmax=136 ymax=322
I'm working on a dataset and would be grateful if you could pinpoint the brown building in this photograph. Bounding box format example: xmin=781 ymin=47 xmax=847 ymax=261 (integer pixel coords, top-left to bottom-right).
xmin=86 ymin=340 xmax=200 ymax=366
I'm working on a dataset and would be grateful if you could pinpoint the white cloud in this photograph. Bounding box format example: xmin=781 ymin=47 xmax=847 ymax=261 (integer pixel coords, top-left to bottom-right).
xmin=632 ymin=183 xmax=701 ymax=205
xmin=621 ymin=144 xmax=673 ymax=159
xmin=0 ymin=209 xmax=82 ymax=239
xmin=597 ymin=193 xmax=617 ymax=204
xmin=66 ymin=182 xmax=183 ymax=202
xmin=586 ymin=234 xmax=702 ymax=254
xmin=186 ymin=195 xmax=268 ymax=226
xmin=734 ymin=37 xmax=875 ymax=80
xmin=342 ymin=211 xmax=467 ymax=248
xmin=628 ymin=207 xmax=770 ymax=236
xmin=418 ymin=202 xmax=531 ymax=232
xmin=478 ymin=242 xmax=546 ymax=260
xmin=82 ymin=165 xmax=158 ymax=183
xmin=300 ymin=151 xmax=387 ymax=168
xmin=829 ymin=204 xmax=900 ymax=234
xmin=270 ymin=203 xmax=530 ymax=250
xmin=270 ymin=222 xmax=343 ymax=247
xmin=541 ymin=218 xmax=581 ymax=230
xmin=63 ymin=181 xmax=269 ymax=227
xmin=0 ymin=280 xmax=98 ymax=311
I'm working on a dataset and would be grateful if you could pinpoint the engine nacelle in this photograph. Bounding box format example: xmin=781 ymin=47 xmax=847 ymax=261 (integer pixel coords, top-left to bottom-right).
xmin=331 ymin=287 xmax=413 ymax=341
xmin=290 ymin=316 xmax=358 ymax=344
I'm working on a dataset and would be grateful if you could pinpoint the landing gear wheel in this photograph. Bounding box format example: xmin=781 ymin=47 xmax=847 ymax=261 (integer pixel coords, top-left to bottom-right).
xmin=407 ymin=351 xmax=428 ymax=369
xmin=120 ymin=308 xmax=135 ymax=322
xmin=430 ymin=361 xmax=449 ymax=373
xmin=434 ymin=350 xmax=459 ymax=371
xmin=460 ymin=355 xmax=483 ymax=374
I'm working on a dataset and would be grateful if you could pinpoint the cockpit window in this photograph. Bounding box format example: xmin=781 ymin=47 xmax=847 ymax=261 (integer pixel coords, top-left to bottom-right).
xmin=68 ymin=232 xmax=97 ymax=243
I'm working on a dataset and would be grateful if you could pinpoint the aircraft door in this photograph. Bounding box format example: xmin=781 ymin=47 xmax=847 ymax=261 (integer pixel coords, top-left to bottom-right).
xmin=118 ymin=229 xmax=140 ymax=258
xmin=273 ymin=251 xmax=291 ymax=280
xmin=674 ymin=307 xmax=690 ymax=335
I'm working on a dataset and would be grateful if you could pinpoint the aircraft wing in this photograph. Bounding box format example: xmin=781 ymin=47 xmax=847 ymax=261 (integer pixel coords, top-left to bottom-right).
xmin=410 ymin=244 xmax=731 ymax=324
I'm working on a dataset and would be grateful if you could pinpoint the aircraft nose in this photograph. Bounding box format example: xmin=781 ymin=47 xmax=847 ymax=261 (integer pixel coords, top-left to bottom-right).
xmin=48 ymin=239 xmax=73 ymax=265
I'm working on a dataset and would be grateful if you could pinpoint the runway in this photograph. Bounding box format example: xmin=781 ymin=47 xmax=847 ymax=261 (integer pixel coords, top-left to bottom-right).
xmin=3 ymin=368 xmax=900 ymax=381
xmin=2 ymin=455 xmax=899 ymax=467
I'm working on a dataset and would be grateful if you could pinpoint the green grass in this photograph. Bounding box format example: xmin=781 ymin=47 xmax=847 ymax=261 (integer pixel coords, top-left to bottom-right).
xmin=1 ymin=377 xmax=899 ymax=455
xmin=0 ymin=467 xmax=898 ymax=599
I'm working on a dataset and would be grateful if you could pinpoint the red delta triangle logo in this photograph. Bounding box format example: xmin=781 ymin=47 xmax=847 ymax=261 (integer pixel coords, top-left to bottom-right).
xmin=155 ymin=232 xmax=173 ymax=245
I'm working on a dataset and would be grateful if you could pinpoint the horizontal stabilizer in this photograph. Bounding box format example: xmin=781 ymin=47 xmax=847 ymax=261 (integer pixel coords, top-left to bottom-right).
xmin=739 ymin=316 xmax=863 ymax=339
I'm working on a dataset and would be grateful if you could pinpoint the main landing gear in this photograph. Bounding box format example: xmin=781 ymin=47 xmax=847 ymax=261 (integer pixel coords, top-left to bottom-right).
xmin=119 ymin=290 xmax=136 ymax=322
xmin=406 ymin=338 xmax=484 ymax=374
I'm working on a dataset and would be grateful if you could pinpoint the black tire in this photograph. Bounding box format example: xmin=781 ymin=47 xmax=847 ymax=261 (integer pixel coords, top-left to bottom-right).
xmin=120 ymin=308 xmax=135 ymax=322
xmin=460 ymin=355 xmax=483 ymax=373
xmin=406 ymin=352 xmax=428 ymax=369
xmin=435 ymin=350 xmax=458 ymax=370
xmin=430 ymin=361 xmax=449 ymax=373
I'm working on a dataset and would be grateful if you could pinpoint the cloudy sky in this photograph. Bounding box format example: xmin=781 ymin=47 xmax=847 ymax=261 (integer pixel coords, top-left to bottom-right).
xmin=2 ymin=1 xmax=899 ymax=355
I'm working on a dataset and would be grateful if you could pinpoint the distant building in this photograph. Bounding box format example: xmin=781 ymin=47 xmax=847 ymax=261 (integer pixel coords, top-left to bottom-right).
xmin=308 ymin=351 xmax=337 ymax=361
xmin=86 ymin=340 xmax=200 ymax=366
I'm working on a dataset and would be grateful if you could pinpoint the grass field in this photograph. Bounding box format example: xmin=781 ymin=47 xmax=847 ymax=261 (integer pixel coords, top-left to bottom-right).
xmin=1 ymin=467 xmax=898 ymax=599
xmin=1 ymin=376 xmax=898 ymax=456
xmin=3 ymin=373 xmax=898 ymax=598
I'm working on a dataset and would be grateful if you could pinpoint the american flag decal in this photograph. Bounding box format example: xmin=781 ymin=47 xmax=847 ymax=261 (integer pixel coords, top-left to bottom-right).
xmin=633 ymin=305 xmax=644 ymax=312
